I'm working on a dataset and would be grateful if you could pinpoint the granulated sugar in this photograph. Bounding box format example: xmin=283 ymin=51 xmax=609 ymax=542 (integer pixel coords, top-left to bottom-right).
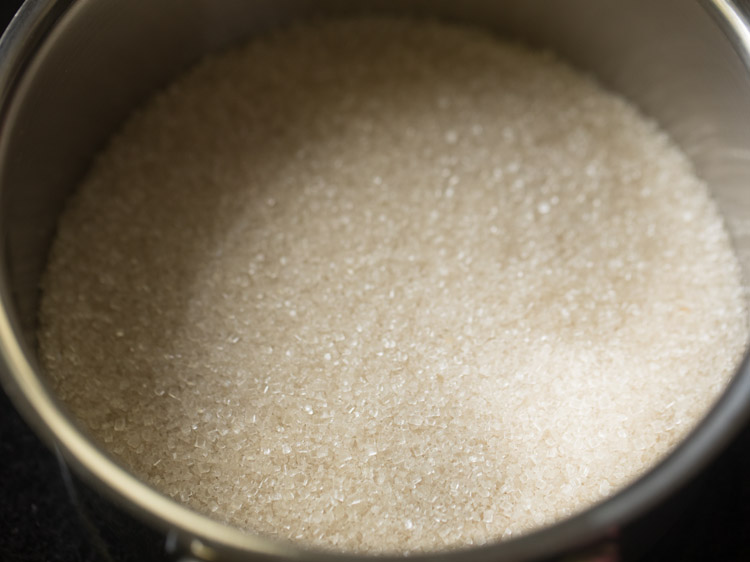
xmin=38 ymin=18 xmax=749 ymax=554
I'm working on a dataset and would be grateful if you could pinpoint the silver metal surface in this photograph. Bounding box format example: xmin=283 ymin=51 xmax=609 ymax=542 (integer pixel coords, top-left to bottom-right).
xmin=1 ymin=0 xmax=750 ymax=560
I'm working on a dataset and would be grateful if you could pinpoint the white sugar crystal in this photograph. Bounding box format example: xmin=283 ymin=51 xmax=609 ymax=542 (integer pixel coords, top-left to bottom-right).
xmin=38 ymin=17 xmax=748 ymax=556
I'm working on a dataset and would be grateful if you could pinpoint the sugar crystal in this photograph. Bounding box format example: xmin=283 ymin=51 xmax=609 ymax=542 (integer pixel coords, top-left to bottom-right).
xmin=38 ymin=17 xmax=748 ymax=555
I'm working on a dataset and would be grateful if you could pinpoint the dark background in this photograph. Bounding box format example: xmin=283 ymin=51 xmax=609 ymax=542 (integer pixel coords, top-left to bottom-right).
xmin=1 ymin=2 xmax=750 ymax=561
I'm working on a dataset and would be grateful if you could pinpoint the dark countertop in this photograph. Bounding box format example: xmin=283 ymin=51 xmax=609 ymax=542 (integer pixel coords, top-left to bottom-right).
xmin=2 ymin=2 xmax=750 ymax=561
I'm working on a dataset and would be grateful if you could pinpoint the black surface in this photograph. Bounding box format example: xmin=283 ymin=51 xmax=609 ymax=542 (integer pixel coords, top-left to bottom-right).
xmin=1 ymin=389 xmax=99 ymax=562
xmin=2 ymin=2 xmax=750 ymax=561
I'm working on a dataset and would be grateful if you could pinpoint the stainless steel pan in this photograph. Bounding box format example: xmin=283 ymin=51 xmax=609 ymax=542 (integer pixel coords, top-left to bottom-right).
xmin=2 ymin=1 xmax=750 ymax=560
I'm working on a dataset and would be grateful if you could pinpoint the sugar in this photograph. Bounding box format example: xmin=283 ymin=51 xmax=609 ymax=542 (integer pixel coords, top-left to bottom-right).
xmin=38 ymin=17 xmax=748 ymax=555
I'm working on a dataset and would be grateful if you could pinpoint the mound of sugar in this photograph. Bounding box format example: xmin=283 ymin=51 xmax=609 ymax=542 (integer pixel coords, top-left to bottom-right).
xmin=38 ymin=17 xmax=748 ymax=554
